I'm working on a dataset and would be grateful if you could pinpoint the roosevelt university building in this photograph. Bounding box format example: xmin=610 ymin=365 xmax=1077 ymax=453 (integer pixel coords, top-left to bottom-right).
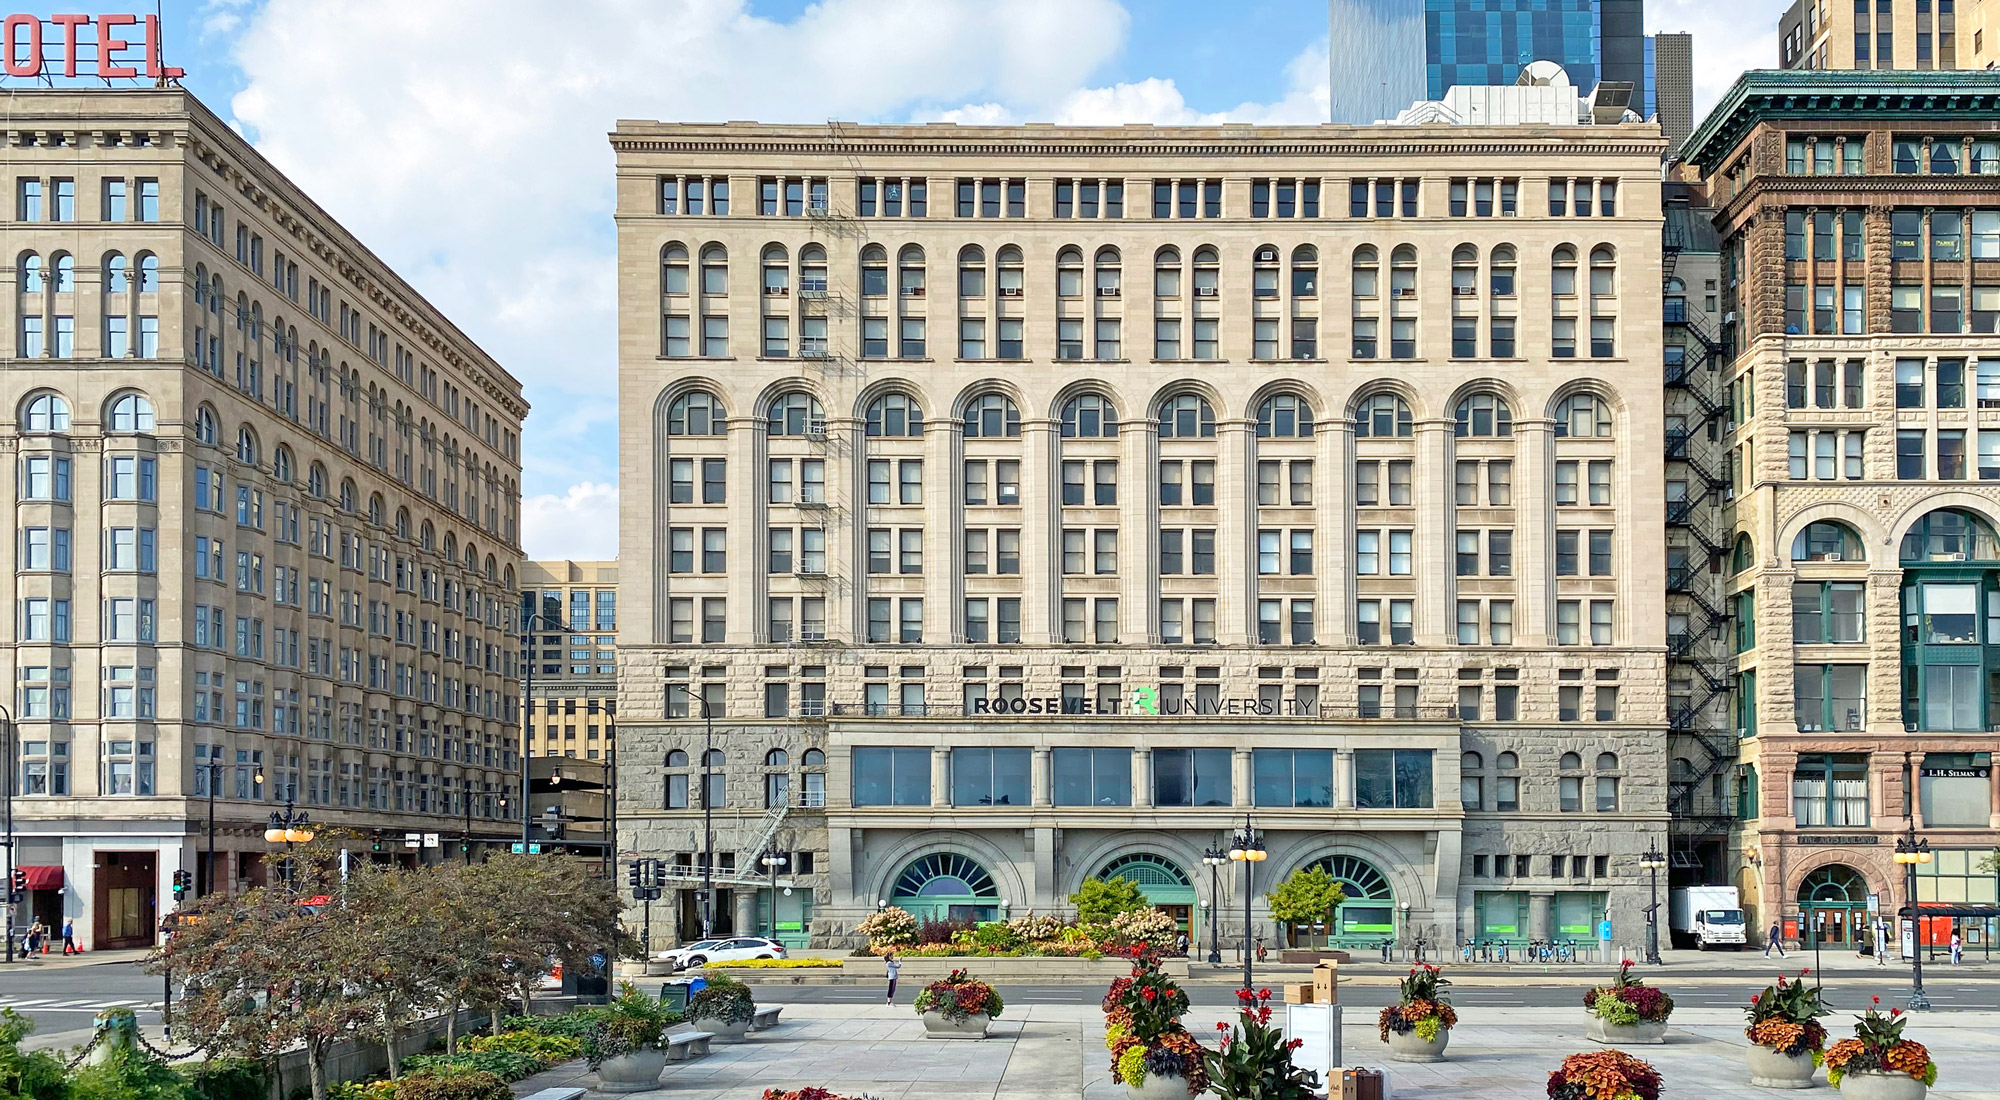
xmin=612 ymin=118 xmax=1671 ymax=952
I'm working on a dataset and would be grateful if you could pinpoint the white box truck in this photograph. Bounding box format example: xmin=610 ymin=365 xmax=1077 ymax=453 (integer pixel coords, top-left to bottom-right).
xmin=1670 ymin=885 xmax=1747 ymax=950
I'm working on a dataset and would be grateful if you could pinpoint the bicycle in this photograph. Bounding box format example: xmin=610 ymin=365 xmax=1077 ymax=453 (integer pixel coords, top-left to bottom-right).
xmin=1461 ymin=938 xmax=1476 ymax=963
xmin=1496 ymin=938 xmax=1510 ymax=963
xmin=1379 ymin=939 xmax=1395 ymax=963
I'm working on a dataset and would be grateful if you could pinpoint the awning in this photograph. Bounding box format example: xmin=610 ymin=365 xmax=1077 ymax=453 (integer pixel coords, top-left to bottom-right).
xmin=20 ymin=865 xmax=63 ymax=891
xmin=1898 ymin=904 xmax=2000 ymax=919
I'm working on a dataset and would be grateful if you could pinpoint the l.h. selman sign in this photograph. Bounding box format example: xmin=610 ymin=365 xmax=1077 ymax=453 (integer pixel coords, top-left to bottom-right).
xmin=3 ymin=14 xmax=184 ymax=80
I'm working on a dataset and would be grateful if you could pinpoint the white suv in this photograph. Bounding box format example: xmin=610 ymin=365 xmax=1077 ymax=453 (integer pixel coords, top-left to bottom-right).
xmin=656 ymin=936 xmax=787 ymax=970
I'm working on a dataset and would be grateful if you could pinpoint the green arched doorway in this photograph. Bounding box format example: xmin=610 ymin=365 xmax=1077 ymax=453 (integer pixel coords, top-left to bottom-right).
xmin=1098 ymin=853 xmax=1198 ymax=939
xmin=890 ymin=852 xmax=1000 ymax=923
xmin=1290 ymin=855 xmax=1396 ymax=948
xmin=1798 ymin=865 xmax=1870 ymax=948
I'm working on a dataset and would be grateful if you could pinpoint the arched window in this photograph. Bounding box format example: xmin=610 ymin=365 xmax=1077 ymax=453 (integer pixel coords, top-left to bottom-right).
xmin=369 ymin=493 xmax=385 ymax=527
xmin=395 ymin=508 xmax=411 ymax=539
xmin=1589 ymin=246 xmax=1617 ymax=296
xmin=1560 ymin=752 xmax=1583 ymax=770
xmin=866 ymin=392 xmax=924 ymax=437
xmin=1351 ymin=247 xmax=1380 ymax=357
xmin=273 ymin=446 xmax=294 ymax=483
xmin=1498 ymin=751 xmax=1518 ymax=769
xmin=1389 ymin=246 xmax=1417 ymax=295
xmin=195 ymin=406 xmax=218 ymax=445
xmin=766 ymin=392 xmax=825 ymax=436
xmin=1595 ymin=752 xmax=1619 ymax=771
xmin=699 ymin=245 xmax=728 ymax=295
xmin=1901 ymin=509 xmax=2000 ymax=561
xmin=764 ymin=749 xmax=789 ymax=767
xmin=1461 ymin=751 xmax=1484 ymax=770
xmin=1291 ymin=245 xmax=1318 ymax=297
xmin=1354 ymin=393 xmax=1412 ymax=438
xmin=308 ymin=463 xmax=328 ymax=498
xmin=661 ymin=244 xmax=689 ymax=295
xmin=420 ymin=520 xmax=434 ymax=551
xmin=666 ymin=750 xmax=689 ymax=767
xmin=1732 ymin=534 xmax=1755 ymax=573
xmin=52 ymin=254 xmax=73 ymax=292
xmin=1061 ymin=394 xmax=1118 ymax=438
xmin=1453 ymin=393 xmax=1513 ymax=437
xmin=1794 ymin=521 xmax=1865 ymax=562
xmin=799 ymin=244 xmax=827 ymax=297
xmin=1490 ymin=245 xmax=1517 ymax=296
xmin=137 ymin=254 xmax=159 ymax=293
xmin=1154 ymin=247 xmax=1182 ymax=298
xmin=957 ymin=246 xmax=986 ymax=298
xmin=668 ymin=390 xmax=726 ymax=435
xmin=860 ymin=244 xmax=887 ymax=296
xmin=1192 ymin=247 xmax=1219 ymax=297
xmin=898 ymin=245 xmax=926 ymax=296
xmin=963 ymin=393 xmax=1021 ymax=438
xmin=236 ymin=426 xmax=259 ymax=465
xmin=1553 ymin=393 xmax=1613 ymax=438
xmin=802 ymin=748 xmax=826 ymax=766
xmin=107 ymin=392 xmax=154 ymax=433
xmin=105 ymin=253 xmax=129 ymax=293
xmin=1257 ymin=394 xmax=1314 ymax=438
xmin=760 ymin=244 xmax=789 ymax=296
xmin=340 ymin=480 xmax=357 ymax=513
xmin=22 ymin=392 xmax=70 ymax=432
xmin=1056 ymin=247 xmax=1084 ymax=297
xmin=1552 ymin=245 xmax=1579 ymax=296
xmin=1255 ymin=244 xmax=1281 ymax=298
xmin=1158 ymin=394 xmax=1216 ymax=439
xmin=19 ymin=252 xmax=43 ymax=293
xmin=1094 ymin=247 xmax=1121 ymax=296
xmin=1451 ymin=245 xmax=1478 ymax=297
xmin=701 ymin=748 xmax=725 ymax=768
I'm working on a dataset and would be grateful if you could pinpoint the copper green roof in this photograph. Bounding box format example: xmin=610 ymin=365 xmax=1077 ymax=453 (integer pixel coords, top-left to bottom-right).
xmin=1683 ymin=68 xmax=2000 ymax=172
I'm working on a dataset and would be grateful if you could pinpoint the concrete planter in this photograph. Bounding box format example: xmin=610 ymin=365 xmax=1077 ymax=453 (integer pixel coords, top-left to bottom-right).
xmin=1836 ymin=1069 xmax=1927 ymax=1100
xmin=1126 ymin=1069 xmax=1194 ymax=1098
xmin=1746 ymin=1044 xmax=1820 ymax=1089
xmin=1385 ymin=1027 xmax=1450 ymax=1062
xmin=921 ymin=1010 xmax=991 ymax=1038
xmin=1586 ymin=1015 xmax=1668 ymax=1045
xmin=593 ymin=1049 xmax=667 ymax=1093
xmin=697 ymin=1016 xmax=752 ymax=1041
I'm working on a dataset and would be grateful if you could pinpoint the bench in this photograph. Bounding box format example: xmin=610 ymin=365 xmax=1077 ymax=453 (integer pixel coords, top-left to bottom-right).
xmin=749 ymin=1004 xmax=783 ymax=1031
xmin=519 ymin=1089 xmax=587 ymax=1100
xmin=664 ymin=1032 xmax=713 ymax=1062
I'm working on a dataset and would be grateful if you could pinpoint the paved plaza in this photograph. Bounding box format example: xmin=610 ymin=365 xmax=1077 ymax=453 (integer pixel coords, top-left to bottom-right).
xmin=510 ymin=1004 xmax=2000 ymax=1100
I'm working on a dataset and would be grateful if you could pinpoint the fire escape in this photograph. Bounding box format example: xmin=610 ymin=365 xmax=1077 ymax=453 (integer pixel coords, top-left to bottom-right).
xmin=1662 ymin=210 xmax=1740 ymax=854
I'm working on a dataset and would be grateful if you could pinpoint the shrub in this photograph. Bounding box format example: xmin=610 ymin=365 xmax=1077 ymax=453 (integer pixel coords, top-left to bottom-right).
xmin=1377 ymin=965 xmax=1457 ymax=1044
xmin=970 ymin=922 xmax=1023 ymax=951
xmin=1106 ymin=909 xmax=1178 ymax=953
xmin=498 ymin=1013 xmax=602 ymax=1039
xmin=401 ymin=1052 xmax=543 ymax=1082
xmin=391 ymin=1071 xmax=511 ymax=1100
xmin=456 ymin=1032 xmax=583 ymax=1064
xmin=0 ymin=1009 xmax=69 ymax=1100
xmin=1546 ymin=1050 xmax=1661 ymax=1100
xmin=1006 ymin=913 xmax=1066 ymax=942
xmin=855 ymin=907 xmax=917 ymax=950
xmin=1102 ymin=951 xmax=1207 ymax=1095
xmin=184 ymin=1059 xmax=268 ymax=1100
xmin=328 ymin=1082 xmax=397 ymax=1100
xmin=69 ymin=1047 xmax=195 ymax=1100
xmin=914 ymin=918 xmax=977 ymax=946
xmin=577 ymin=987 xmax=684 ymax=1068
xmin=688 ymin=974 xmax=756 ymax=1027
xmin=1205 ymin=987 xmax=1318 ymax=1100
xmin=913 ymin=970 xmax=1004 ymax=1023
xmin=1824 ymin=1000 xmax=1937 ymax=1089
xmin=1070 ymin=877 xmax=1151 ymax=924
xmin=702 ymin=957 xmax=844 ymax=969
xmin=1744 ymin=970 xmax=1831 ymax=1058
xmin=1584 ymin=962 xmax=1673 ymax=1025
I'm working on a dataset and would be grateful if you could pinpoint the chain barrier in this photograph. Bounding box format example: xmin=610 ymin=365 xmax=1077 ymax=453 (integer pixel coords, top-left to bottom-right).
xmin=135 ymin=1031 xmax=211 ymax=1062
xmin=61 ymin=1032 xmax=102 ymax=1070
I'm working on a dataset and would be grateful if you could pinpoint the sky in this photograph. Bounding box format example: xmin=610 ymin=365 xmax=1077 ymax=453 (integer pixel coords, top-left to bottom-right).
xmin=14 ymin=0 xmax=1790 ymax=560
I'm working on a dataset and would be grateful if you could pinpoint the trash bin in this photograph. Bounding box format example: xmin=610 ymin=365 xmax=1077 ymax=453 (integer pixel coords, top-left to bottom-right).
xmin=658 ymin=977 xmax=706 ymax=1011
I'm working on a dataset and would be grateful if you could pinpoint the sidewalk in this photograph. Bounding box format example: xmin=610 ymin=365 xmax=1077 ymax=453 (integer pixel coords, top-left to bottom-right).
xmin=0 ymin=947 xmax=152 ymax=971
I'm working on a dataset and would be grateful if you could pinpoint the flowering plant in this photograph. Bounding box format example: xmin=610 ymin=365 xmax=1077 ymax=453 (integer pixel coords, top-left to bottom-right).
xmin=1743 ymin=970 xmax=1831 ymax=1059
xmin=1824 ymin=1000 xmax=1937 ymax=1089
xmin=1204 ymin=987 xmax=1319 ymax=1100
xmin=760 ymin=1090 xmax=882 ymax=1100
xmin=1106 ymin=907 xmax=1181 ymax=952
xmin=1102 ymin=949 xmax=1208 ymax=1095
xmin=1377 ymin=964 xmax=1458 ymax=1043
xmin=855 ymin=907 xmax=917 ymax=950
xmin=1583 ymin=960 xmax=1674 ymax=1025
xmin=1546 ymin=1050 xmax=1662 ymax=1100
xmin=912 ymin=968 xmax=1004 ymax=1023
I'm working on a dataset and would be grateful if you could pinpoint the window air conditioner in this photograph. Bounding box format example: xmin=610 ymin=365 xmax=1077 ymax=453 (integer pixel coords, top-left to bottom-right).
xmin=1097 ymin=286 xmax=1121 ymax=297
xmin=1946 ymin=552 xmax=1969 ymax=561
xmin=1195 ymin=286 xmax=1219 ymax=297
xmin=1257 ymin=249 xmax=1278 ymax=262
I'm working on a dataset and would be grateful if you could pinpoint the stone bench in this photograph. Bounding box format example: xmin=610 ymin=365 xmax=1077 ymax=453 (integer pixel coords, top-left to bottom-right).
xmin=520 ymin=1089 xmax=587 ymax=1100
xmin=750 ymin=1005 xmax=783 ymax=1031
xmin=664 ymin=1031 xmax=713 ymax=1061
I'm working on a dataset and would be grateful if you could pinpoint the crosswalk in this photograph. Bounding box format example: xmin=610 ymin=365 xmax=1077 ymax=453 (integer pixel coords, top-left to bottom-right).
xmin=0 ymin=999 xmax=161 ymax=1013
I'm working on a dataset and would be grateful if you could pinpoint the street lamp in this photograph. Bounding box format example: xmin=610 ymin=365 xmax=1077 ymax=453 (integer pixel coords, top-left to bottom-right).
xmin=676 ymin=683 xmax=719 ymax=939
xmin=1227 ymin=815 xmax=1267 ymax=991
xmin=1400 ymin=901 xmax=1412 ymax=962
xmin=1201 ymin=844 xmax=1228 ymax=965
xmin=760 ymin=851 xmax=788 ymax=939
xmin=263 ymin=798 xmax=314 ymax=886
xmin=2 ymin=701 xmax=16 ymax=965
xmin=1639 ymin=844 xmax=1668 ymax=965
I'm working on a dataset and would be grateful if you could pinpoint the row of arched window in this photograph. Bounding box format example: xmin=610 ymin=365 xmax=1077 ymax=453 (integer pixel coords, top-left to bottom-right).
xmin=1731 ymin=511 xmax=2000 ymax=568
xmin=17 ymin=251 xmax=161 ymax=295
xmin=666 ymin=388 xmax=1619 ymax=441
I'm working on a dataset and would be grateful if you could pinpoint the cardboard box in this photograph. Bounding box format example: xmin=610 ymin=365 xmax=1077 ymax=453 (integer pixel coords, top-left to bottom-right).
xmin=1312 ymin=962 xmax=1338 ymax=1005
xmin=1282 ymin=982 xmax=1314 ymax=1004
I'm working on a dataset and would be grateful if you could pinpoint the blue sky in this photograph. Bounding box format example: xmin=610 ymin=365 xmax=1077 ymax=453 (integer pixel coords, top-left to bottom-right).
xmin=14 ymin=0 xmax=1783 ymax=559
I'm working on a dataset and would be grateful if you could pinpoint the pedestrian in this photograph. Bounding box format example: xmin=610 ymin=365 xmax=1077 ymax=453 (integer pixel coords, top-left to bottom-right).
xmin=26 ymin=920 xmax=46 ymax=955
xmin=1950 ymin=933 xmax=1962 ymax=965
xmin=1764 ymin=921 xmax=1787 ymax=958
xmin=883 ymin=949 xmax=900 ymax=1006
xmin=1875 ymin=921 xmax=1889 ymax=967
xmin=1175 ymin=931 xmax=1189 ymax=956
xmin=60 ymin=917 xmax=76 ymax=955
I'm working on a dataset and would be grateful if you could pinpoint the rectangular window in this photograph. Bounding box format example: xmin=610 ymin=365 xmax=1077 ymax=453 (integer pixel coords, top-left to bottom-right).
xmin=852 ymin=746 xmax=931 ymax=806
xmin=951 ymin=747 xmax=1031 ymax=806
xmin=1052 ymin=747 xmax=1132 ymax=806
xmin=1253 ymin=749 xmax=1334 ymax=807
xmin=1152 ymin=747 xmax=1233 ymax=807
xmin=1354 ymin=749 xmax=1434 ymax=809
xmin=1791 ymin=753 xmax=1870 ymax=827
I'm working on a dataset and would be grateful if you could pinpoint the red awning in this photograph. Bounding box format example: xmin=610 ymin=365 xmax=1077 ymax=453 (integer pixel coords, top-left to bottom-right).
xmin=21 ymin=865 xmax=63 ymax=891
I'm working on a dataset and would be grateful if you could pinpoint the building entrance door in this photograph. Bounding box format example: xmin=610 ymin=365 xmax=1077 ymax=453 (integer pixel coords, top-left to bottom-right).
xmin=91 ymin=851 xmax=157 ymax=949
xmin=1798 ymin=864 xmax=1870 ymax=948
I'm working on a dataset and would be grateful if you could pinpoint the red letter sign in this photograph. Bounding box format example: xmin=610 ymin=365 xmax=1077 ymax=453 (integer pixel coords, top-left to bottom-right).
xmin=2 ymin=14 xmax=42 ymax=77
xmin=96 ymin=13 xmax=136 ymax=78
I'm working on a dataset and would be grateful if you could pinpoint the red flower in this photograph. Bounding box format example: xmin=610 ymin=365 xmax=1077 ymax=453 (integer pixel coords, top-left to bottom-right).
xmin=1751 ymin=994 xmax=1761 ymax=1004
xmin=1801 ymin=968 xmax=1811 ymax=976
xmin=1216 ymin=1021 xmax=1229 ymax=1031
xmin=1258 ymin=987 xmax=1272 ymax=999
xmin=1236 ymin=988 xmax=1255 ymax=1003
xmin=1891 ymin=1008 xmax=1903 ymax=1018
xmin=1140 ymin=987 xmax=1157 ymax=1001
xmin=1872 ymin=996 xmax=1881 ymax=1005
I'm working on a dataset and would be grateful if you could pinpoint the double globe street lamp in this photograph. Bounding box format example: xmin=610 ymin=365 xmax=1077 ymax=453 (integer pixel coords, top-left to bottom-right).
xmin=1893 ymin=834 xmax=1933 ymax=1011
xmin=1227 ymin=817 xmax=1267 ymax=991
xmin=264 ymin=799 xmax=314 ymax=885
xmin=1201 ymin=844 xmax=1228 ymax=966
xmin=1639 ymin=843 xmax=1668 ymax=965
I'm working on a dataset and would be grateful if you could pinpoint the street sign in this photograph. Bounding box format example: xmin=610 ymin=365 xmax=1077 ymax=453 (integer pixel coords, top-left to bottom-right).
xmin=530 ymin=843 xmax=542 ymax=854
xmin=511 ymin=842 xmax=525 ymax=854
xmin=404 ymin=832 xmax=421 ymax=849
xmin=422 ymin=833 xmax=440 ymax=849
xmin=1867 ymin=892 xmax=1880 ymax=915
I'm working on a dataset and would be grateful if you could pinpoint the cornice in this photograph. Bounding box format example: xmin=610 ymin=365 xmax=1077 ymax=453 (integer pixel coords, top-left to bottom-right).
xmin=608 ymin=135 xmax=1666 ymax=160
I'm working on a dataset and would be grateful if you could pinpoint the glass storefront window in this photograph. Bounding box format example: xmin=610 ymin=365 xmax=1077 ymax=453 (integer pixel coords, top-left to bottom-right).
xmin=1051 ymin=747 xmax=1131 ymax=806
xmin=1253 ymin=748 xmax=1334 ymax=807
xmin=1153 ymin=748 xmax=1232 ymax=807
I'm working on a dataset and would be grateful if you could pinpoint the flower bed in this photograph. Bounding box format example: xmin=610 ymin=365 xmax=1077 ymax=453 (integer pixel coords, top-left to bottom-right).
xmin=1745 ymin=969 xmax=1831 ymax=1059
xmin=1546 ymin=1050 xmax=1662 ymax=1100
xmin=702 ymin=958 xmax=845 ymax=969
xmin=1103 ymin=950 xmax=1210 ymax=1095
xmin=854 ymin=906 xmax=1182 ymax=959
xmin=1825 ymin=1000 xmax=1938 ymax=1089
xmin=1583 ymin=961 xmax=1674 ymax=1025
xmin=688 ymin=973 xmax=757 ymax=1027
xmin=913 ymin=969 xmax=1005 ymax=1023
xmin=1377 ymin=965 xmax=1458 ymax=1043
xmin=760 ymin=1090 xmax=881 ymax=1100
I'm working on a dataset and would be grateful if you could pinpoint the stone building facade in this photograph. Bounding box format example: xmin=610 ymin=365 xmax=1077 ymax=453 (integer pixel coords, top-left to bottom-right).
xmin=520 ymin=560 xmax=619 ymax=762
xmin=1 ymin=90 xmax=527 ymax=949
xmin=612 ymin=120 xmax=1672 ymax=952
xmin=1683 ymin=70 xmax=2000 ymax=951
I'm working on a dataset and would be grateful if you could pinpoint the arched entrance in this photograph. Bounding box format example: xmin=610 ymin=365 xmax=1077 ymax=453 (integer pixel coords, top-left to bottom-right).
xmin=1098 ymin=853 xmax=1197 ymax=937
xmin=1287 ymin=855 xmax=1396 ymax=948
xmin=1798 ymin=865 xmax=1870 ymax=948
xmin=889 ymin=853 xmax=1000 ymax=922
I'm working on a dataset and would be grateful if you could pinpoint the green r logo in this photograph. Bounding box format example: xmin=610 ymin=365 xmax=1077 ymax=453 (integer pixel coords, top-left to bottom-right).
xmin=1130 ymin=686 xmax=1159 ymax=715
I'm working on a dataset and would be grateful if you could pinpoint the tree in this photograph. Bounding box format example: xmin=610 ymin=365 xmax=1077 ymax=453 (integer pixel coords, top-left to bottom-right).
xmin=347 ymin=862 xmax=455 ymax=1077
xmin=1070 ymin=876 xmax=1151 ymax=924
xmin=1265 ymin=866 xmax=1347 ymax=939
xmin=455 ymin=853 xmax=638 ymax=1018
xmin=1 ymin=1007 xmax=70 ymax=1100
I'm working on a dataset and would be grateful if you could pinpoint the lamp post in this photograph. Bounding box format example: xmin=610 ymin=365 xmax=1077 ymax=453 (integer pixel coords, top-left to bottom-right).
xmin=1639 ymin=843 xmax=1667 ymax=965
xmin=1201 ymin=844 xmax=1227 ymax=965
xmin=3 ymin=702 xmax=16 ymax=965
xmin=262 ymin=798 xmax=314 ymax=887
xmin=519 ymin=602 xmax=571 ymax=848
xmin=1896 ymin=752 xmax=1933 ymax=1011
xmin=677 ymin=683 xmax=718 ymax=939
xmin=760 ymin=851 xmax=787 ymax=939
xmin=1227 ymin=815 xmax=1267 ymax=991
xmin=1400 ymin=901 xmax=1412 ymax=962
xmin=198 ymin=760 xmax=224 ymax=897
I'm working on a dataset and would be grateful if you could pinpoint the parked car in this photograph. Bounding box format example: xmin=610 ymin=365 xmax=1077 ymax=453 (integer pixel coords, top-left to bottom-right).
xmin=655 ymin=936 xmax=786 ymax=970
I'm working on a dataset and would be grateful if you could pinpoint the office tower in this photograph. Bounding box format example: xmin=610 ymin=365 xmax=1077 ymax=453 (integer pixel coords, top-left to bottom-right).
xmin=1653 ymin=32 xmax=1695 ymax=156
xmin=1329 ymin=0 xmax=1428 ymax=123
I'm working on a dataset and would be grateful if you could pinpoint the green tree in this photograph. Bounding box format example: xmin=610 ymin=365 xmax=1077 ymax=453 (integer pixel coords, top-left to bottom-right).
xmin=457 ymin=853 xmax=638 ymax=1019
xmin=0 ymin=1007 xmax=71 ymax=1100
xmin=1264 ymin=866 xmax=1347 ymax=939
xmin=1070 ymin=876 xmax=1151 ymax=924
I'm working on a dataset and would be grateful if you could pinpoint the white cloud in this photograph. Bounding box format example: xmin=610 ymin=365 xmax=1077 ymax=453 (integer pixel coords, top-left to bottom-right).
xmin=521 ymin=482 xmax=619 ymax=562
xmin=929 ymin=38 xmax=1330 ymax=127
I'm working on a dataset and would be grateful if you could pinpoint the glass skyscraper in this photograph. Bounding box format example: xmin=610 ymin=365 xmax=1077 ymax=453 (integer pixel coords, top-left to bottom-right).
xmin=1328 ymin=0 xmax=1427 ymax=123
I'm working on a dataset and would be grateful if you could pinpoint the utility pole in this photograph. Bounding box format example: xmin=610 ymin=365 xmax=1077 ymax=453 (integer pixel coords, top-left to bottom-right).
xmin=3 ymin=703 xmax=16 ymax=965
xmin=679 ymin=684 xmax=717 ymax=939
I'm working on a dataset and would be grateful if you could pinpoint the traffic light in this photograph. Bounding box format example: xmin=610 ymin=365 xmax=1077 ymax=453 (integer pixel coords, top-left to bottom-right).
xmin=9 ymin=868 xmax=25 ymax=902
xmin=171 ymin=869 xmax=192 ymax=900
xmin=370 ymin=831 xmax=385 ymax=853
xmin=627 ymin=862 xmax=643 ymax=889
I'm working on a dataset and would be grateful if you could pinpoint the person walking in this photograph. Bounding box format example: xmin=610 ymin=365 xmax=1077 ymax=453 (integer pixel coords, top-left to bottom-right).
xmin=1950 ymin=932 xmax=1963 ymax=965
xmin=1875 ymin=920 xmax=1889 ymax=966
xmin=1764 ymin=921 xmax=1787 ymax=958
xmin=1175 ymin=931 xmax=1189 ymax=956
xmin=60 ymin=917 xmax=76 ymax=955
xmin=883 ymin=949 xmax=901 ymax=1005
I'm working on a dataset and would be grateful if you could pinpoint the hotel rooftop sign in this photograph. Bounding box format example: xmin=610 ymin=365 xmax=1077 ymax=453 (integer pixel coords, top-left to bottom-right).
xmin=3 ymin=13 xmax=184 ymax=81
